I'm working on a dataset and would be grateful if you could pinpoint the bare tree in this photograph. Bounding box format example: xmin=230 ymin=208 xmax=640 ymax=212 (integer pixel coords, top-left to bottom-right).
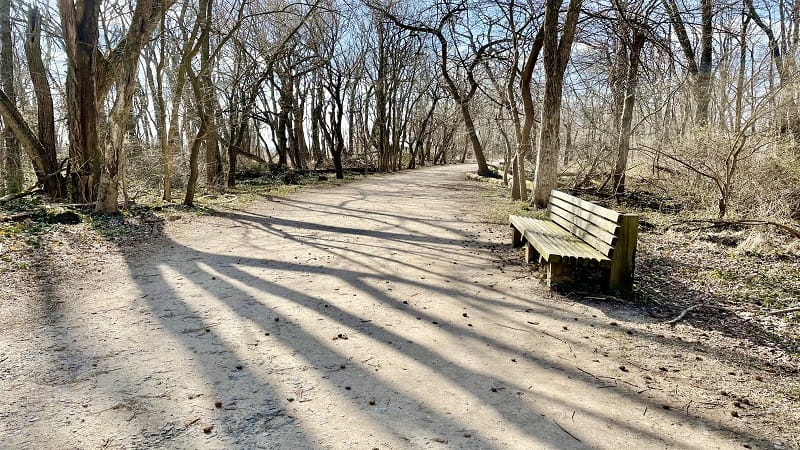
xmin=24 ymin=7 xmax=63 ymax=197
xmin=611 ymin=0 xmax=657 ymax=196
xmin=661 ymin=0 xmax=714 ymax=125
xmin=0 ymin=6 xmax=65 ymax=198
xmin=531 ymin=0 xmax=582 ymax=207
xmin=374 ymin=1 xmax=494 ymax=176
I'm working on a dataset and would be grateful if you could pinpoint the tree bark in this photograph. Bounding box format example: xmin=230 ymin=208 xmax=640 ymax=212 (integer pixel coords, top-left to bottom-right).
xmin=95 ymin=0 xmax=159 ymax=213
xmin=735 ymin=14 xmax=750 ymax=132
xmin=695 ymin=0 xmax=713 ymax=125
xmin=0 ymin=13 xmax=68 ymax=199
xmin=24 ymin=7 xmax=63 ymax=198
xmin=166 ymin=0 xmax=204 ymax=200
xmin=199 ymin=0 xmax=222 ymax=188
xmin=0 ymin=89 xmax=49 ymax=179
xmin=516 ymin=25 xmax=544 ymax=202
xmin=531 ymin=0 xmax=582 ymax=207
xmin=0 ymin=0 xmax=21 ymax=194
xmin=184 ymin=66 xmax=206 ymax=206
xmin=60 ymin=0 xmax=101 ymax=203
xmin=613 ymin=31 xmax=645 ymax=196
xmin=154 ymin=10 xmax=170 ymax=201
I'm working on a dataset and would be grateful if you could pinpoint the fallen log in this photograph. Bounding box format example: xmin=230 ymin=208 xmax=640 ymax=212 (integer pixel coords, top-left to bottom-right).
xmin=0 ymin=185 xmax=42 ymax=203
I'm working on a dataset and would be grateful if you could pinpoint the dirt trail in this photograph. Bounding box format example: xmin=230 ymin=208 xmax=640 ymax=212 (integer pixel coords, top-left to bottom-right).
xmin=0 ymin=165 xmax=781 ymax=449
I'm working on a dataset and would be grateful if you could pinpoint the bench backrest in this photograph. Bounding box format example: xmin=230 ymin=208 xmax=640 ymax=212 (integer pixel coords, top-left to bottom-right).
xmin=547 ymin=190 xmax=623 ymax=258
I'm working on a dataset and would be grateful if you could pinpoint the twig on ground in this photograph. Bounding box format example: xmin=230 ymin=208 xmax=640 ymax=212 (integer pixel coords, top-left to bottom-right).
xmin=552 ymin=419 xmax=582 ymax=442
xmin=577 ymin=367 xmax=601 ymax=380
xmin=666 ymin=304 xmax=703 ymax=326
xmin=0 ymin=211 xmax=38 ymax=222
xmin=582 ymin=295 xmax=623 ymax=302
xmin=766 ymin=306 xmax=800 ymax=316
xmin=496 ymin=323 xmax=575 ymax=354
xmin=495 ymin=323 xmax=530 ymax=333
xmin=184 ymin=417 xmax=201 ymax=427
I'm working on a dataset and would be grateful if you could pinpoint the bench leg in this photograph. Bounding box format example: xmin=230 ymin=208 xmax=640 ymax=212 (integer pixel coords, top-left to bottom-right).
xmin=607 ymin=267 xmax=634 ymax=292
xmin=546 ymin=262 xmax=573 ymax=287
xmin=512 ymin=227 xmax=524 ymax=248
xmin=600 ymin=269 xmax=611 ymax=287
xmin=525 ymin=242 xmax=540 ymax=263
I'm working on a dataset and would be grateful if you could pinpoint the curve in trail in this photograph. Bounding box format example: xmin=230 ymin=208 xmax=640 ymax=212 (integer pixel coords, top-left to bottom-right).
xmin=4 ymin=164 xmax=756 ymax=449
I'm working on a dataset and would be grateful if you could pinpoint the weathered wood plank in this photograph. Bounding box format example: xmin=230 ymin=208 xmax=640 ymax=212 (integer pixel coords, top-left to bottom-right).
xmin=549 ymin=196 xmax=620 ymax=237
xmin=511 ymin=225 xmax=524 ymax=247
xmin=551 ymin=190 xmax=621 ymax=223
xmin=523 ymin=228 xmax=610 ymax=266
xmin=548 ymin=209 xmax=616 ymax=257
xmin=607 ymin=214 xmax=639 ymax=292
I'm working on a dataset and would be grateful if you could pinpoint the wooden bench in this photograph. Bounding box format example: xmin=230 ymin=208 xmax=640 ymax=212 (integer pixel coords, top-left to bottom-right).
xmin=510 ymin=190 xmax=639 ymax=291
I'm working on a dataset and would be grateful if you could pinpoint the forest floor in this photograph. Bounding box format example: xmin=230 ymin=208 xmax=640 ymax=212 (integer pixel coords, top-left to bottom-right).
xmin=1 ymin=164 xmax=798 ymax=449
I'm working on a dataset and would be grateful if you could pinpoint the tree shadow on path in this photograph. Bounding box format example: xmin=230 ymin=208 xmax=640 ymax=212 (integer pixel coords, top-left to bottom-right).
xmin=115 ymin=166 xmax=775 ymax=448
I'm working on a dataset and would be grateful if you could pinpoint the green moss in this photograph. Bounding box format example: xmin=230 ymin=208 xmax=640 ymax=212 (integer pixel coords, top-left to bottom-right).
xmin=0 ymin=222 xmax=29 ymax=236
xmin=706 ymin=268 xmax=735 ymax=281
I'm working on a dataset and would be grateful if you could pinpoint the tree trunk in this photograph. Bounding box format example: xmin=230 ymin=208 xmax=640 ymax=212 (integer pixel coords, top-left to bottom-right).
xmin=661 ymin=0 xmax=713 ymax=125
xmin=227 ymin=128 xmax=238 ymax=188
xmin=163 ymin=5 xmax=195 ymax=203
xmin=332 ymin=108 xmax=345 ymax=180
xmin=154 ymin=11 xmax=170 ymax=201
xmin=459 ymin=100 xmax=490 ymax=174
xmin=735 ymin=15 xmax=750 ymax=132
xmin=531 ymin=0 xmax=582 ymax=207
xmin=198 ymin=0 xmax=221 ymax=188
xmin=375 ymin=21 xmax=390 ymax=172
xmin=0 ymin=0 xmax=21 ymax=194
xmin=436 ymin=32 xmax=490 ymax=176
xmin=0 ymin=89 xmax=52 ymax=184
xmin=293 ymin=77 xmax=308 ymax=170
xmin=563 ymin=119 xmax=572 ymax=164
xmin=694 ymin=0 xmax=713 ymax=125
xmin=613 ymin=31 xmax=645 ymax=196
xmin=201 ymin=73 xmax=221 ymax=187
xmin=24 ymin=7 xmax=64 ymax=197
xmin=516 ymin=26 xmax=544 ymax=202
xmin=60 ymin=0 xmax=101 ymax=203
xmin=311 ymin=79 xmax=324 ymax=167
xmin=96 ymin=0 xmax=156 ymax=213
xmin=184 ymin=116 xmax=207 ymax=206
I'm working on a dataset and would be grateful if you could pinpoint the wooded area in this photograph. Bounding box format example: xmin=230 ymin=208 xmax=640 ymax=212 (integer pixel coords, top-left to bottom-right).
xmin=2 ymin=1 xmax=800 ymax=445
xmin=0 ymin=0 xmax=797 ymax=222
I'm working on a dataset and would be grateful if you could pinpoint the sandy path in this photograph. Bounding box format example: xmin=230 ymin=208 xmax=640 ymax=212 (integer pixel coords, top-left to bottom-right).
xmin=1 ymin=165 xmax=761 ymax=448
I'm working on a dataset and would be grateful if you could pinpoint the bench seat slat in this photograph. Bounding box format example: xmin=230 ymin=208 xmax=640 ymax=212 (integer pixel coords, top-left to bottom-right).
xmin=515 ymin=218 xmax=611 ymax=267
xmin=510 ymin=215 xmax=550 ymax=231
